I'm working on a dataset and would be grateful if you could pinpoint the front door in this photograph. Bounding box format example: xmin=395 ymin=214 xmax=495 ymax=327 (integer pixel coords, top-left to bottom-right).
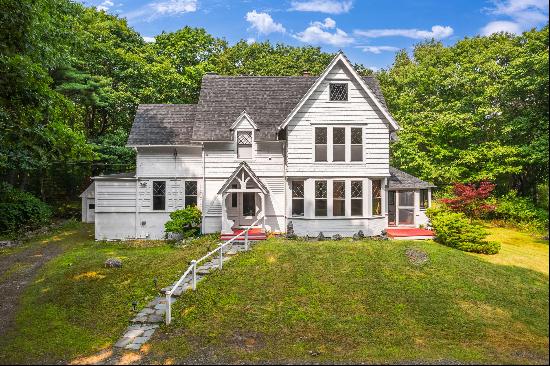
xmin=239 ymin=192 xmax=256 ymax=226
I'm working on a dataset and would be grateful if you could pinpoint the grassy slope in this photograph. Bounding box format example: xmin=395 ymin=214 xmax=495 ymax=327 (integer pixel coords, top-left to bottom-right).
xmin=148 ymin=235 xmax=549 ymax=364
xmin=0 ymin=223 xmax=219 ymax=364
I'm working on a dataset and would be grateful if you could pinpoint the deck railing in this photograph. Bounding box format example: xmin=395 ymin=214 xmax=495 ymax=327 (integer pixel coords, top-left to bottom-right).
xmin=165 ymin=217 xmax=263 ymax=325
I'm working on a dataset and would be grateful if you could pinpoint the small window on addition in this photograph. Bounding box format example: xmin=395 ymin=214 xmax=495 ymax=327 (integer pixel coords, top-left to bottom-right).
xmin=420 ymin=189 xmax=429 ymax=210
xmin=329 ymin=83 xmax=348 ymax=101
xmin=291 ymin=181 xmax=304 ymax=217
xmin=185 ymin=181 xmax=198 ymax=207
xmin=153 ymin=181 xmax=166 ymax=211
xmin=88 ymin=203 xmax=95 ymax=210
xmin=237 ymin=131 xmax=252 ymax=159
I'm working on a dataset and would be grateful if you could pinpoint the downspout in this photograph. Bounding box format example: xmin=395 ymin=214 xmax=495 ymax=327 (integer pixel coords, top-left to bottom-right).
xmin=201 ymin=142 xmax=206 ymax=234
xmin=134 ymin=147 xmax=139 ymax=239
xmin=283 ymin=139 xmax=288 ymax=233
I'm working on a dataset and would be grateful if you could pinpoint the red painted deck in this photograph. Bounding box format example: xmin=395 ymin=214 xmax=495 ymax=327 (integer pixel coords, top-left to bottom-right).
xmin=220 ymin=228 xmax=266 ymax=241
xmin=386 ymin=228 xmax=435 ymax=239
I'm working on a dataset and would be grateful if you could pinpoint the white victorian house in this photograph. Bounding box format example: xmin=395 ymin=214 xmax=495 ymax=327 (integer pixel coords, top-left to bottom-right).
xmin=85 ymin=52 xmax=434 ymax=240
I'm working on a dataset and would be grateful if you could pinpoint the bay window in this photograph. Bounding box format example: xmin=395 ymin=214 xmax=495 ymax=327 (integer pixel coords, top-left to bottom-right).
xmin=351 ymin=181 xmax=363 ymax=216
xmin=333 ymin=181 xmax=346 ymax=216
xmin=372 ymin=179 xmax=382 ymax=216
xmin=315 ymin=180 xmax=328 ymax=216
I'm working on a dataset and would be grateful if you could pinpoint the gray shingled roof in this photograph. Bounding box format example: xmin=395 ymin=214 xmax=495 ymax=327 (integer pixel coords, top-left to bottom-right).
xmin=127 ymin=75 xmax=388 ymax=145
xmin=388 ymin=167 xmax=435 ymax=189
xmin=127 ymin=104 xmax=197 ymax=146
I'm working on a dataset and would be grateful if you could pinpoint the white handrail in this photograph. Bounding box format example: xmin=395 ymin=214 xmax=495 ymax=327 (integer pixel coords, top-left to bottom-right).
xmin=165 ymin=217 xmax=263 ymax=324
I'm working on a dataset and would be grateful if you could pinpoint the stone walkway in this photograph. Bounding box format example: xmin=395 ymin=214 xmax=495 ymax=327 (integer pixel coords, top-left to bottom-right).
xmin=113 ymin=242 xmax=252 ymax=351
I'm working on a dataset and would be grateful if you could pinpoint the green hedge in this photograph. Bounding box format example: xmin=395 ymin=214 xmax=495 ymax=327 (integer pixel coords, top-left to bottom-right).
xmin=0 ymin=182 xmax=52 ymax=234
xmin=427 ymin=205 xmax=500 ymax=255
xmin=489 ymin=192 xmax=549 ymax=232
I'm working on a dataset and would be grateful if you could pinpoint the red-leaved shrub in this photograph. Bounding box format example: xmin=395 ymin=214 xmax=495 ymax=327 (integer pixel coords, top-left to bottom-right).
xmin=441 ymin=180 xmax=496 ymax=219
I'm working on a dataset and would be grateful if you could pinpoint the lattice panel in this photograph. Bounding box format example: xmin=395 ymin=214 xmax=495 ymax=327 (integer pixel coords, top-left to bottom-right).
xmin=329 ymin=83 xmax=348 ymax=101
xmin=351 ymin=128 xmax=362 ymax=144
xmin=185 ymin=181 xmax=197 ymax=195
xmin=333 ymin=181 xmax=345 ymax=198
xmin=315 ymin=127 xmax=327 ymax=144
xmin=237 ymin=131 xmax=252 ymax=145
xmin=351 ymin=181 xmax=363 ymax=198
xmin=315 ymin=181 xmax=327 ymax=198
xmin=153 ymin=181 xmax=165 ymax=196
xmin=292 ymin=181 xmax=304 ymax=198
xmin=333 ymin=128 xmax=345 ymax=144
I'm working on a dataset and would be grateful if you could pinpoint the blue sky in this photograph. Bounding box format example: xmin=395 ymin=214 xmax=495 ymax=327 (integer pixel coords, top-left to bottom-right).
xmin=78 ymin=0 xmax=548 ymax=70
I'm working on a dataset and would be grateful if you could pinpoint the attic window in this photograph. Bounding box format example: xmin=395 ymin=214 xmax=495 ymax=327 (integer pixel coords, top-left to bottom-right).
xmin=237 ymin=131 xmax=252 ymax=159
xmin=329 ymin=83 xmax=348 ymax=101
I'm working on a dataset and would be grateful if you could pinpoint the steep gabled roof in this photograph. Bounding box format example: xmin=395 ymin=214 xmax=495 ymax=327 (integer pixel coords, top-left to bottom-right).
xmin=127 ymin=104 xmax=197 ymax=146
xmin=388 ymin=167 xmax=436 ymax=189
xmin=278 ymin=52 xmax=399 ymax=132
xmin=217 ymin=162 xmax=269 ymax=194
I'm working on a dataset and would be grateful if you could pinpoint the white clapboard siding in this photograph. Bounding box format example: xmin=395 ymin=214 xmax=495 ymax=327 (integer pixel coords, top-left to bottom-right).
xmin=286 ymin=62 xmax=390 ymax=177
xmin=95 ymin=180 xmax=136 ymax=213
xmin=137 ymin=146 xmax=203 ymax=178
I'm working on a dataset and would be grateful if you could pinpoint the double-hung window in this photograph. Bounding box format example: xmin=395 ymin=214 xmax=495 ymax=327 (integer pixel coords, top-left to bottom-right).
xmin=351 ymin=128 xmax=363 ymax=162
xmin=237 ymin=131 xmax=252 ymax=159
xmin=153 ymin=181 xmax=166 ymax=211
xmin=372 ymin=179 xmax=382 ymax=216
xmin=333 ymin=181 xmax=346 ymax=216
xmin=351 ymin=181 xmax=363 ymax=216
xmin=291 ymin=181 xmax=305 ymax=217
xmin=185 ymin=181 xmax=198 ymax=207
xmin=315 ymin=127 xmax=327 ymax=162
xmin=315 ymin=180 xmax=328 ymax=216
xmin=333 ymin=127 xmax=346 ymax=162
xmin=420 ymin=189 xmax=429 ymax=210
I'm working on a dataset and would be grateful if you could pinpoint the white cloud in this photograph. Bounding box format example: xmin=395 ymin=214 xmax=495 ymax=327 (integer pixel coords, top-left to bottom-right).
xmin=289 ymin=0 xmax=353 ymax=14
xmin=481 ymin=0 xmax=549 ymax=35
xmin=354 ymin=25 xmax=454 ymax=40
xmin=293 ymin=17 xmax=354 ymax=47
xmin=96 ymin=0 xmax=114 ymax=11
xmin=247 ymin=37 xmax=256 ymax=45
xmin=124 ymin=0 xmax=197 ymax=21
xmin=143 ymin=36 xmax=156 ymax=43
xmin=245 ymin=10 xmax=286 ymax=35
xmin=480 ymin=20 xmax=522 ymax=35
xmin=358 ymin=45 xmax=399 ymax=54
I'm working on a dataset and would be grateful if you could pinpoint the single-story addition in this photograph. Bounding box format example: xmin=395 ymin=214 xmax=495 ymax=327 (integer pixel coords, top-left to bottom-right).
xmin=83 ymin=52 xmax=435 ymax=240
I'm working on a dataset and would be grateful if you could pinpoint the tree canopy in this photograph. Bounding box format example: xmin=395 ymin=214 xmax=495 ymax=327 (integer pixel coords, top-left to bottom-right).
xmin=0 ymin=0 xmax=548 ymax=209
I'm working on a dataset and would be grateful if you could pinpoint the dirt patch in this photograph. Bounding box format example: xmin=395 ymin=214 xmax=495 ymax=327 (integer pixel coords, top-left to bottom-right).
xmin=0 ymin=241 xmax=65 ymax=337
xmin=405 ymin=248 xmax=429 ymax=266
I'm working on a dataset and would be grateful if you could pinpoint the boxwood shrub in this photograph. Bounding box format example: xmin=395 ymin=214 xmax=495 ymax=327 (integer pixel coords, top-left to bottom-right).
xmin=427 ymin=205 xmax=500 ymax=254
xmin=0 ymin=182 xmax=52 ymax=234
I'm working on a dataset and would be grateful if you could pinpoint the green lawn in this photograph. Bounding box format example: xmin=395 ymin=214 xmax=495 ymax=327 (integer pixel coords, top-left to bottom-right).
xmin=0 ymin=223 xmax=548 ymax=364
xmin=0 ymin=223 xmax=219 ymax=364
xmin=146 ymin=232 xmax=549 ymax=364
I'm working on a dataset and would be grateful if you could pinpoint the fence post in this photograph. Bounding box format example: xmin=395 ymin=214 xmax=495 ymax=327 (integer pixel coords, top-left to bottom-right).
xmin=245 ymin=230 xmax=249 ymax=251
xmin=165 ymin=292 xmax=171 ymax=325
xmin=191 ymin=260 xmax=197 ymax=291
xmin=219 ymin=243 xmax=223 ymax=269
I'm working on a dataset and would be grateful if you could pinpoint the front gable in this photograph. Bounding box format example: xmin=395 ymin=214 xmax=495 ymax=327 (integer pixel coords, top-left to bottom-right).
xmin=278 ymin=52 xmax=399 ymax=132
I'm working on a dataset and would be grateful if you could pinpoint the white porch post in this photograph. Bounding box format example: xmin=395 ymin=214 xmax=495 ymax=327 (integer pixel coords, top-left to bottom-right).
xmin=221 ymin=192 xmax=232 ymax=234
xmin=260 ymin=192 xmax=266 ymax=231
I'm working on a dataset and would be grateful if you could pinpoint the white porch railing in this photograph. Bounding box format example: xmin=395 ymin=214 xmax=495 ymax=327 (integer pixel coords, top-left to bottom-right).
xmin=165 ymin=217 xmax=263 ymax=325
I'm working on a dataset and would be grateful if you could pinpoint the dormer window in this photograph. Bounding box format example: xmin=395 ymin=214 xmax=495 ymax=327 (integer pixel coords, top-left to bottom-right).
xmin=237 ymin=131 xmax=252 ymax=159
xmin=329 ymin=83 xmax=348 ymax=101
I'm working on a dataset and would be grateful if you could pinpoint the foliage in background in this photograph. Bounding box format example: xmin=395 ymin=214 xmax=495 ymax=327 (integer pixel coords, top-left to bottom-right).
xmin=164 ymin=206 xmax=202 ymax=238
xmin=0 ymin=182 xmax=52 ymax=234
xmin=489 ymin=191 xmax=549 ymax=232
xmin=441 ymin=180 xmax=496 ymax=219
xmin=378 ymin=26 xmax=549 ymax=201
xmin=427 ymin=204 xmax=500 ymax=254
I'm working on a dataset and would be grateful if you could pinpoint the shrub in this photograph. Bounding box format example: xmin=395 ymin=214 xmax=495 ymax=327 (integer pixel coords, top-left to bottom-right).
xmin=427 ymin=206 xmax=500 ymax=254
xmin=164 ymin=206 xmax=202 ymax=238
xmin=441 ymin=180 xmax=496 ymax=218
xmin=490 ymin=191 xmax=549 ymax=231
xmin=0 ymin=182 xmax=52 ymax=234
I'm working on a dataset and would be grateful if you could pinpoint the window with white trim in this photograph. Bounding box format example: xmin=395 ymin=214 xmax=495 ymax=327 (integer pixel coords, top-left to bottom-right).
xmin=185 ymin=181 xmax=198 ymax=207
xmin=333 ymin=127 xmax=346 ymax=162
xmin=315 ymin=180 xmax=327 ymax=216
xmin=329 ymin=83 xmax=348 ymax=101
xmin=420 ymin=189 xmax=429 ymax=210
xmin=237 ymin=131 xmax=252 ymax=159
xmin=315 ymin=127 xmax=327 ymax=162
xmin=351 ymin=181 xmax=363 ymax=216
xmin=291 ymin=181 xmax=304 ymax=217
xmin=351 ymin=128 xmax=363 ymax=162
xmin=333 ymin=180 xmax=345 ymax=216
xmin=372 ymin=179 xmax=382 ymax=216
xmin=153 ymin=181 xmax=166 ymax=211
